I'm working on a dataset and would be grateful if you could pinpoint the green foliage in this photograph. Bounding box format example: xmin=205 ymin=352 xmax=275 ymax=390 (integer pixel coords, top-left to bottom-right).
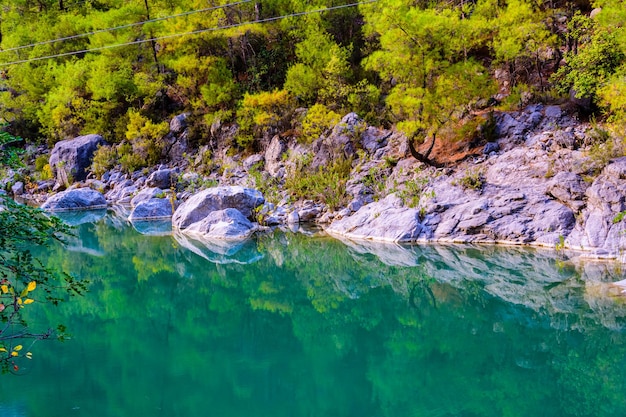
xmin=585 ymin=125 xmax=623 ymax=173
xmin=117 ymin=143 xmax=143 ymax=174
xmin=34 ymin=155 xmax=53 ymax=180
xmin=284 ymin=27 xmax=351 ymax=105
xmin=612 ymin=211 xmax=626 ymax=225
xmin=0 ymin=196 xmax=87 ymax=373
xmin=361 ymin=164 xmax=389 ymax=201
xmin=248 ymin=163 xmax=282 ymax=205
xmin=0 ymin=128 xmax=25 ymax=169
xmin=0 ymin=0 xmax=624 ymax=164
xmin=123 ymin=110 xmax=170 ymax=170
xmin=236 ymin=90 xmax=296 ymax=150
xmin=455 ymin=168 xmax=485 ymax=191
xmin=553 ymin=29 xmax=625 ymax=105
xmin=300 ymin=104 xmax=341 ymax=144
xmin=91 ymin=145 xmax=118 ymax=178
xmin=284 ymin=154 xmax=352 ymax=210
xmin=397 ymin=174 xmax=434 ymax=210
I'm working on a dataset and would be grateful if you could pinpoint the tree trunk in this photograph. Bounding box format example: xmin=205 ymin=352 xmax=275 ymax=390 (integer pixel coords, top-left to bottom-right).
xmin=407 ymin=133 xmax=443 ymax=168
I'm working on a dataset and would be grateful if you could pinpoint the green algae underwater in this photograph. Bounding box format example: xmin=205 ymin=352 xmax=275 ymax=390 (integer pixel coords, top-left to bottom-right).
xmin=2 ymin=210 xmax=626 ymax=417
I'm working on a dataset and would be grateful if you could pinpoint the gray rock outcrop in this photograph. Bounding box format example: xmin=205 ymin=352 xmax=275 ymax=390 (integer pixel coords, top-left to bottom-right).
xmin=264 ymin=135 xmax=286 ymax=177
xmin=566 ymin=157 xmax=626 ymax=255
xmin=326 ymin=195 xmax=422 ymax=243
xmin=129 ymin=198 xmax=173 ymax=221
xmin=49 ymin=134 xmax=105 ymax=183
xmin=172 ymin=186 xmax=263 ymax=230
xmin=183 ymin=208 xmax=257 ymax=240
xmin=146 ymin=169 xmax=176 ymax=189
xmin=41 ymin=188 xmax=107 ymax=212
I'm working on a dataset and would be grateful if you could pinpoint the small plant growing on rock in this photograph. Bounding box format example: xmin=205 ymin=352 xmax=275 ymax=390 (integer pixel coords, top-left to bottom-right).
xmin=455 ymin=168 xmax=485 ymax=191
xmin=34 ymin=155 xmax=53 ymax=180
xmin=398 ymin=175 xmax=434 ymax=209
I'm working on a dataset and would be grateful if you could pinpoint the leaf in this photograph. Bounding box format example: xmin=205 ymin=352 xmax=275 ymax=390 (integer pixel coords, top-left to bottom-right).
xmin=1 ymin=285 xmax=8 ymax=294
xmin=0 ymin=303 xmax=4 ymax=312
xmin=11 ymin=351 xmax=18 ymax=357
xmin=26 ymin=352 xmax=33 ymax=359
xmin=27 ymin=281 xmax=36 ymax=292
xmin=17 ymin=298 xmax=22 ymax=305
xmin=0 ymin=347 xmax=7 ymax=352
xmin=23 ymin=298 xmax=34 ymax=304
xmin=13 ymin=345 xmax=22 ymax=351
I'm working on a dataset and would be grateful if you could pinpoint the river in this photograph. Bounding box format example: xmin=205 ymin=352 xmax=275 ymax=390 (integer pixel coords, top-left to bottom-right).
xmin=1 ymin=210 xmax=626 ymax=416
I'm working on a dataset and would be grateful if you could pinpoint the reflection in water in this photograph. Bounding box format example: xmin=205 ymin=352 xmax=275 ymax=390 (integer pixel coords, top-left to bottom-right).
xmin=2 ymin=215 xmax=626 ymax=417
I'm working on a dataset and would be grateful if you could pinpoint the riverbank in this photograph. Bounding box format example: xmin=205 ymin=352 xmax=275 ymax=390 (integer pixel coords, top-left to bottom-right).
xmin=6 ymin=103 xmax=626 ymax=262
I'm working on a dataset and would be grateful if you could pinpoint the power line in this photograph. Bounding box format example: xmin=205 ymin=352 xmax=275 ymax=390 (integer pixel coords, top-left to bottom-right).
xmin=0 ymin=0 xmax=253 ymax=54
xmin=0 ymin=0 xmax=377 ymax=67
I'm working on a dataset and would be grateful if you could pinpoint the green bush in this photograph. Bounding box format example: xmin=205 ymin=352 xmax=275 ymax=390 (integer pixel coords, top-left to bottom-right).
xmin=118 ymin=143 xmax=144 ymax=174
xmin=236 ymin=90 xmax=296 ymax=150
xmin=91 ymin=145 xmax=118 ymax=178
xmin=123 ymin=110 xmax=169 ymax=169
xmin=34 ymin=155 xmax=53 ymax=180
xmin=300 ymin=104 xmax=341 ymax=144
xmin=284 ymin=154 xmax=352 ymax=210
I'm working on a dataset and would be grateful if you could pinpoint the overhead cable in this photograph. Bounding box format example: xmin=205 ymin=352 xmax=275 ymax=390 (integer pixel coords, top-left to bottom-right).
xmin=0 ymin=0 xmax=377 ymax=67
xmin=0 ymin=0 xmax=253 ymax=53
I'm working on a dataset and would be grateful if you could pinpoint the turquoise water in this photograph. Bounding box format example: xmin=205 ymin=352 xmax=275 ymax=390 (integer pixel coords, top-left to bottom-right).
xmin=2 ymin=211 xmax=626 ymax=416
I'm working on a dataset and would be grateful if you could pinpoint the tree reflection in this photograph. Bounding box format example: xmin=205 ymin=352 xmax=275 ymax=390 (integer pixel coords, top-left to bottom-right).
xmin=10 ymin=215 xmax=626 ymax=416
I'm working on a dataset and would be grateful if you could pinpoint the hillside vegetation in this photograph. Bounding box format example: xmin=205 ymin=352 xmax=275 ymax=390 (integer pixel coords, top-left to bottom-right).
xmin=0 ymin=0 xmax=625 ymax=171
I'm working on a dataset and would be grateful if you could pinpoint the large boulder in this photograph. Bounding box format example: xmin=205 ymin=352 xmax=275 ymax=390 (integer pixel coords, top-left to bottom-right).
xmin=41 ymin=188 xmax=107 ymax=212
xmin=184 ymin=208 xmax=257 ymax=240
xmin=172 ymin=186 xmax=264 ymax=230
xmin=129 ymin=198 xmax=173 ymax=221
xmin=49 ymin=134 xmax=105 ymax=183
xmin=146 ymin=169 xmax=176 ymax=189
xmin=130 ymin=187 xmax=165 ymax=207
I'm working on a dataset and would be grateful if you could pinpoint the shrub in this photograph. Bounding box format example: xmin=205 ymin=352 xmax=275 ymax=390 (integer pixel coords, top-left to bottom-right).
xmin=456 ymin=168 xmax=485 ymax=191
xmin=236 ymin=90 xmax=296 ymax=150
xmin=284 ymin=154 xmax=352 ymax=210
xmin=34 ymin=155 xmax=48 ymax=172
xmin=124 ymin=110 xmax=169 ymax=169
xmin=118 ymin=142 xmax=144 ymax=174
xmin=300 ymin=104 xmax=341 ymax=144
xmin=91 ymin=145 xmax=118 ymax=178
xmin=34 ymin=155 xmax=54 ymax=180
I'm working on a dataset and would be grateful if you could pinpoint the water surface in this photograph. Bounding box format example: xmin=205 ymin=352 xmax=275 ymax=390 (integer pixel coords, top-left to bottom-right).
xmin=2 ymin=212 xmax=626 ymax=416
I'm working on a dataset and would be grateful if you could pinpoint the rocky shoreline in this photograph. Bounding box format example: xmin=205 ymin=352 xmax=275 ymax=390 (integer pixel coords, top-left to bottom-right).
xmin=7 ymin=104 xmax=626 ymax=263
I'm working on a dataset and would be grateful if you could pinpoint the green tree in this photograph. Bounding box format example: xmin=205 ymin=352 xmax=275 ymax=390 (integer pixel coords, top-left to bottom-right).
xmin=0 ymin=195 xmax=86 ymax=374
xmin=553 ymin=17 xmax=625 ymax=107
xmin=363 ymin=1 xmax=495 ymax=165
